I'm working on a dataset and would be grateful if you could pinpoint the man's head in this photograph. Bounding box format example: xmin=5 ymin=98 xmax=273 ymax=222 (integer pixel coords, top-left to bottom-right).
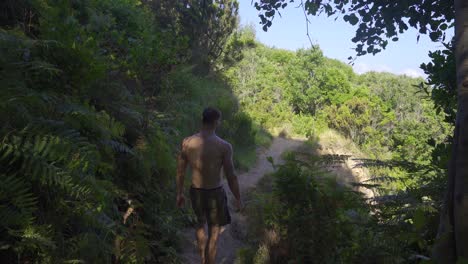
xmin=202 ymin=107 xmax=221 ymax=128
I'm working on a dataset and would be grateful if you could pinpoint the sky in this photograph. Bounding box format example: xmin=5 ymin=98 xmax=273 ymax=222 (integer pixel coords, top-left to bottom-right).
xmin=238 ymin=0 xmax=452 ymax=78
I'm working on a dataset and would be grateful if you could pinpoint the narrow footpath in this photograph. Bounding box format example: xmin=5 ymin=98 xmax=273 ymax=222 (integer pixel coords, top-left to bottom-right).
xmin=180 ymin=137 xmax=305 ymax=264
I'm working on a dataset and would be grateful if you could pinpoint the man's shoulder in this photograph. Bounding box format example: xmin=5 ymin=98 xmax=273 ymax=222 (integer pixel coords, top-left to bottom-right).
xmin=183 ymin=133 xmax=200 ymax=142
xmin=216 ymin=136 xmax=232 ymax=150
xmin=181 ymin=134 xmax=199 ymax=148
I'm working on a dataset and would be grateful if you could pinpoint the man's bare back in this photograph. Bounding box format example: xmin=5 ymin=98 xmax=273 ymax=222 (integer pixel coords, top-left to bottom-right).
xmin=181 ymin=132 xmax=231 ymax=189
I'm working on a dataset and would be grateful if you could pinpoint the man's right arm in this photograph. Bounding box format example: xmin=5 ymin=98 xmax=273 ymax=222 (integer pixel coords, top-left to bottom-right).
xmin=223 ymin=143 xmax=241 ymax=211
xmin=176 ymin=139 xmax=188 ymax=207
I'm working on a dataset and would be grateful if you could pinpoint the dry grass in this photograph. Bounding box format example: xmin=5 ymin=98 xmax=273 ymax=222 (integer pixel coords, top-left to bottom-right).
xmin=317 ymin=129 xmax=365 ymax=158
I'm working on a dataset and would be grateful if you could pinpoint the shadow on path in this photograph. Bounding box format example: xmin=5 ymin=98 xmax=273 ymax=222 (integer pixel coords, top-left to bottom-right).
xmin=180 ymin=136 xmax=306 ymax=264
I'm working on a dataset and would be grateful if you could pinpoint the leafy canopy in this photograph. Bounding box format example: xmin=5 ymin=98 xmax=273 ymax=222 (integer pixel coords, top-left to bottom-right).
xmin=253 ymin=0 xmax=453 ymax=56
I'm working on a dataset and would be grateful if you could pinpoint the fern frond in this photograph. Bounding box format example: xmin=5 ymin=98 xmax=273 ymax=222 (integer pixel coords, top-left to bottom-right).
xmin=100 ymin=139 xmax=134 ymax=155
xmin=1 ymin=134 xmax=91 ymax=199
xmin=353 ymin=158 xmax=430 ymax=172
xmin=0 ymin=174 xmax=36 ymax=229
xmin=118 ymin=222 xmax=152 ymax=264
xmin=12 ymin=60 xmax=62 ymax=76
xmin=64 ymin=232 xmax=112 ymax=263
xmin=60 ymin=102 xmax=126 ymax=140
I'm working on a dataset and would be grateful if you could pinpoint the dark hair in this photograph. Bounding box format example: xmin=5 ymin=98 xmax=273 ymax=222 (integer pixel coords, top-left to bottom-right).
xmin=202 ymin=107 xmax=221 ymax=125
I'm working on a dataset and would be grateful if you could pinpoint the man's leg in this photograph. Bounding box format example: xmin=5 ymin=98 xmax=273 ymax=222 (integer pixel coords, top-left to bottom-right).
xmin=205 ymin=224 xmax=221 ymax=264
xmin=190 ymin=187 xmax=208 ymax=263
xmin=195 ymin=224 xmax=207 ymax=264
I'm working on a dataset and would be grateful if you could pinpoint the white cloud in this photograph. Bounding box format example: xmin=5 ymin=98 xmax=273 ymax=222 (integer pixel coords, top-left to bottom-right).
xmin=353 ymin=63 xmax=371 ymax=74
xmin=400 ymin=68 xmax=425 ymax=78
xmin=353 ymin=62 xmax=392 ymax=74
xmin=353 ymin=63 xmax=425 ymax=78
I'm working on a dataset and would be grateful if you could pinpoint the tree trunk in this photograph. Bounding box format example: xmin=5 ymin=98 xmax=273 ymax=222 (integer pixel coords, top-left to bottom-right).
xmin=434 ymin=0 xmax=468 ymax=262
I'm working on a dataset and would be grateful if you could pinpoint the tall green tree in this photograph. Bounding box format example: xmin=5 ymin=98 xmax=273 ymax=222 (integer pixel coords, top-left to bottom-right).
xmin=149 ymin=0 xmax=239 ymax=73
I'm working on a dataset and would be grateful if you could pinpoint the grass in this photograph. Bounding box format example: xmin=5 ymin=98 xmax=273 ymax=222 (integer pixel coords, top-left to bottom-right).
xmin=317 ymin=129 xmax=366 ymax=158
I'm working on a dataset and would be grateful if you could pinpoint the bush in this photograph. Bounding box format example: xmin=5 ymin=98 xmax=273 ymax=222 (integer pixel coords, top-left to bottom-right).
xmin=291 ymin=114 xmax=328 ymax=137
xmin=240 ymin=153 xmax=424 ymax=263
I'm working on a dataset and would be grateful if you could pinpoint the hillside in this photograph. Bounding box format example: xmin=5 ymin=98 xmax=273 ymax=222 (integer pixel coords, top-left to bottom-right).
xmin=0 ymin=0 xmax=455 ymax=263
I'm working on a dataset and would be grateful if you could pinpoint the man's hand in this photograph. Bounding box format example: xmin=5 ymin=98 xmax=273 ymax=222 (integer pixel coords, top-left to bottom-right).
xmin=176 ymin=193 xmax=185 ymax=208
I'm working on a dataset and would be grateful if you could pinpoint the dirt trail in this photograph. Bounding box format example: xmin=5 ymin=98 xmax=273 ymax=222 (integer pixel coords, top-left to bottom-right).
xmin=180 ymin=136 xmax=305 ymax=264
xmin=180 ymin=132 xmax=371 ymax=263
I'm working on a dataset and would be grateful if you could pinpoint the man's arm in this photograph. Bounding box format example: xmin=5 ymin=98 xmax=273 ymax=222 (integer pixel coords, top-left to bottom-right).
xmin=223 ymin=143 xmax=241 ymax=211
xmin=176 ymin=139 xmax=188 ymax=207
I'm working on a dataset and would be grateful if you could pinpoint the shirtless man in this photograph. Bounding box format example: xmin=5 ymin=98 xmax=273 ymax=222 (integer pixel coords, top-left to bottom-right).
xmin=176 ymin=107 xmax=241 ymax=264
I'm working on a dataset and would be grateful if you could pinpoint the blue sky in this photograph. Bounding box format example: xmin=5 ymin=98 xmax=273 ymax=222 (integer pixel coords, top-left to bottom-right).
xmin=238 ymin=0 xmax=452 ymax=78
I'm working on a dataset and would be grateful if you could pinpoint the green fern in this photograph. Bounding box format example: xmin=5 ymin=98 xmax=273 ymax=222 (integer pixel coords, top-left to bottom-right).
xmin=1 ymin=134 xmax=91 ymax=199
xmin=0 ymin=174 xmax=36 ymax=230
xmin=0 ymin=1 xmax=188 ymax=262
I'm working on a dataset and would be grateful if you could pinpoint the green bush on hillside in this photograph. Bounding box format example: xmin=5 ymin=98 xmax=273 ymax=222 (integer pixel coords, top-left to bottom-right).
xmin=239 ymin=153 xmax=415 ymax=263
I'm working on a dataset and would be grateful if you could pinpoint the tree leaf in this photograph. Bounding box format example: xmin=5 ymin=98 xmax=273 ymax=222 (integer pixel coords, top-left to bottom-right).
xmin=348 ymin=14 xmax=359 ymax=25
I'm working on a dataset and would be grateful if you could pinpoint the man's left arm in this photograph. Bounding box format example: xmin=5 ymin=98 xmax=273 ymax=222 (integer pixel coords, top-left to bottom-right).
xmin=223 ymin=143 xmax=242 ymax=211
xmin=176 ymin=140 xmax=188 ymax=207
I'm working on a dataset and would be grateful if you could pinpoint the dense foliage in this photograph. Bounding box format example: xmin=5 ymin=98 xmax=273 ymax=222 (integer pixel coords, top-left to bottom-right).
xmin=0 ymin=0 xmax=257 ymax=262
xmin=254 ymin=0 xmax=453 ymax=57
xmin=225 ymin=29 xmax=451 ymax=162
xmin=1 ymin=0 xmax=456 ymax=263
xmin=226 ymin=29 xmax=453 ymax=262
